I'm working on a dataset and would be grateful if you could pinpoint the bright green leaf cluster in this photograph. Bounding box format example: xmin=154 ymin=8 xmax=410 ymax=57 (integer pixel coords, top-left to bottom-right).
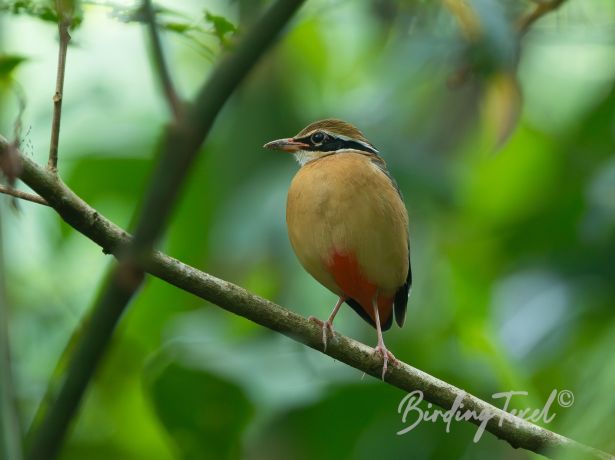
xmin=110 ymin=3 xmax=238 ymax=57
xmin=0 ymin=0 xmax=82 ymax=27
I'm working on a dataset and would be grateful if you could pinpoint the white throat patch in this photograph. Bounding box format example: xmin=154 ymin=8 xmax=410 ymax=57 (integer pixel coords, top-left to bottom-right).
xmin=293 ymin=150 xmax=325 ymax=166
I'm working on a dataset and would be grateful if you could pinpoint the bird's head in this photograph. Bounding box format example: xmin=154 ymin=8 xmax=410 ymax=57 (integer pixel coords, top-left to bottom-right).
xmin=263 ymin=119 xmax=379 ymax=166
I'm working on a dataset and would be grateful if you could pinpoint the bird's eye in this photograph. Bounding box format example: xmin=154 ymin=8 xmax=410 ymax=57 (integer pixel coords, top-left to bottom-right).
xmin=311 ymin=132 xmax=325 ymax=144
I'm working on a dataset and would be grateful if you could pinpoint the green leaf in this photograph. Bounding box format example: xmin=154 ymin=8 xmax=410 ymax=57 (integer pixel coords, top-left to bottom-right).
xmin=145 ymin=361 xmax=253 ymax=460
xmin=161 ymin=21 xmax=192 ymax=34
xmin=0 ymin=54 xmax=27 ymax=79
xmin=204 ymin=10 xmax=237 ymax=46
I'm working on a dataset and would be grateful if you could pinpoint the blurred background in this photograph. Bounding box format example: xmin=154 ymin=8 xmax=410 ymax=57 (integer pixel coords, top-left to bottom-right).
xmin=1 ymin=0 xmax=615 ymax=459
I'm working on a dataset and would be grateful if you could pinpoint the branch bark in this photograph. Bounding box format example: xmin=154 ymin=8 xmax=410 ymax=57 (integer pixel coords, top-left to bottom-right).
xmin=6 ymin=148 xmax=611 ymax=460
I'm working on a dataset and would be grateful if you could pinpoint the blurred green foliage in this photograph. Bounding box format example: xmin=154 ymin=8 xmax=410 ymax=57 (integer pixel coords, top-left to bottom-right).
xmin=1 ymin=0 xmax=615 ymax=459
xmin=145 ymin=360 xmax=253 ymax=460
xmin=0 ymin=54 xmax=27 ymax=80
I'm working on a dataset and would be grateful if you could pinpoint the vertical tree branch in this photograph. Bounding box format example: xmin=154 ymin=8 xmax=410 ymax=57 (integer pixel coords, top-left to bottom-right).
xmin=25 ymin=1 xmax=306 ymax=459
xmin=47 ymin=1 xmax=72 ymax=172
xmin=142 ymin=0 xmax=183 ymax=120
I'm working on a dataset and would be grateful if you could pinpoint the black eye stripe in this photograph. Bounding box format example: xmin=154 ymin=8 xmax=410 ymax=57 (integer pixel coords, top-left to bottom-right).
xmin=295 ymin=134 xmax=378 ymax=155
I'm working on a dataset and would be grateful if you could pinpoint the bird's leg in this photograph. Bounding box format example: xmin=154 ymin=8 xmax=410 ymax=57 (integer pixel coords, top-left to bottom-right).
xmin=308 ymin=296 xmax=346 ymax=352
xmin=372 ymin=294 xmax=397 ymax=380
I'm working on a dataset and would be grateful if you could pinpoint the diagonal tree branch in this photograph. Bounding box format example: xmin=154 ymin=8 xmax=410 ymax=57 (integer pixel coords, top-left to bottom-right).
xmin=518 ymin=0 xmax=568 ymax=35
xmin=22 ymin=1 xmax=306 ymax=459
xmin=131 ymin=0 xmax=306 ymax=252
xmin=2 ymin=144 xmax=610 ymax=460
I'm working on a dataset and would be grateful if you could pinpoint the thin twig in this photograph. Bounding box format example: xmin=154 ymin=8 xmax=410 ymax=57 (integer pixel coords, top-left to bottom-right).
xmin=47 ymin=1 xmax=72 ymax=172
xmin=142 ymin=0 xmax=182 ymax=120
xmin=518 ymin=0 xmax=568 ymax=35
xmin=15 ymin=154 xmax=614 ymax=460
xmin=0 ymin=185 xmax=48 ymax=206
xmin=24 ymin=1 xmax=307 ymax=459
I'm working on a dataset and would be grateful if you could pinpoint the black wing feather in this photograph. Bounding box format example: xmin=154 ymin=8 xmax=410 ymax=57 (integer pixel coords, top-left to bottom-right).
xmin=394 ymin=252 xmax=412 ymax=327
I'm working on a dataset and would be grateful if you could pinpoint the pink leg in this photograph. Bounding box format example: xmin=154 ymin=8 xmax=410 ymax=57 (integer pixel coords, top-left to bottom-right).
xmin=372 ymin=294 xmax=397 ymax=380
xmin=309 ymin=296 xmax=345 ymax=351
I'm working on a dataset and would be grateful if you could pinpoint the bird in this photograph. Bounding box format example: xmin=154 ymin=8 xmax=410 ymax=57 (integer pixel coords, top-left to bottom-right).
xmin=264 ymin=119 xmax=411 ymax=379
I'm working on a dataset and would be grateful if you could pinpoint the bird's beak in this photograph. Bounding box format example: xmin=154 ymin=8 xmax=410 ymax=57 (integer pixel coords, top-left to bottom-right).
xmin=263 ymin=138 xmax=310 ymax=152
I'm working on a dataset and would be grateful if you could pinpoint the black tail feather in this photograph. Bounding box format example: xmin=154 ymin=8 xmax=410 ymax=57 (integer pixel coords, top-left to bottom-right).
xmin=345 ymin=298 xmax=394 ymax=331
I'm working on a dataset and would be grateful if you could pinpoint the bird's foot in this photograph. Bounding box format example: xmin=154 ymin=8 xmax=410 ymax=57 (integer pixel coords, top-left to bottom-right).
xmin=373 ymin=343 xmax=397 ymax=380
xmin=308 ymin=316 xmax=335 ymax=351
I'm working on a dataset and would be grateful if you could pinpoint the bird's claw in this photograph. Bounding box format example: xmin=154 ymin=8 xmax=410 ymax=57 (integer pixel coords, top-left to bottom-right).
xmin=308 ymin=316 xmax=335 ymax=351
xmin=373 ymin=344 xmax=397 ymax=380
